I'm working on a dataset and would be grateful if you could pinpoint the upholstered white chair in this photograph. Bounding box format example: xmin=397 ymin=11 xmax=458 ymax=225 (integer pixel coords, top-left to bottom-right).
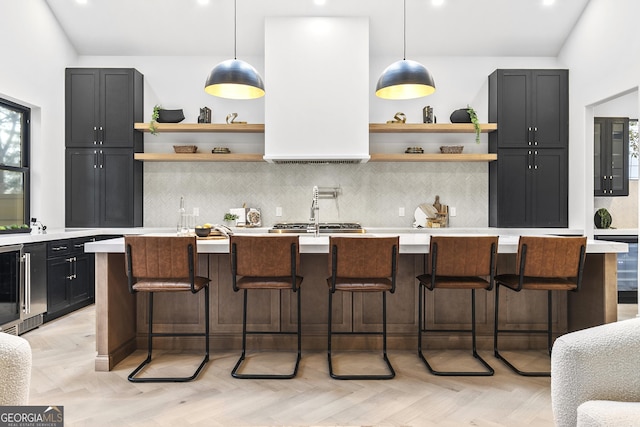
xmin=551 ymin=317 xmax=640 ymax=427
xmin=0 ymin=332 xmax=32 ymax=405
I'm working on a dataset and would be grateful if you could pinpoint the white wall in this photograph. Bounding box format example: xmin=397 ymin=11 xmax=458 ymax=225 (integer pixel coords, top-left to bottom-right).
xmin=0 ymin=1 xmax=77 ymax=229
xmin=558 ymin=0 xmax=640 ymax=235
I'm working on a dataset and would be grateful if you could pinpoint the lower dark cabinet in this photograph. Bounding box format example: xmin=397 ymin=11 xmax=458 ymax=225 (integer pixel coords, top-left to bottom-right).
xmin=490 ymin=148 xmax=567 ymax=227
xmin=66 ymin=148 xmax=142 ymax=227
xmin=45 ymin=237 xmax=95 ymax=322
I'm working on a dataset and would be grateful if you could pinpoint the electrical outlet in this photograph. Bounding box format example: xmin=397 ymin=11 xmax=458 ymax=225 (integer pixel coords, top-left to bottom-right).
xmin=276 ymin=207 xmax=283 ymax=217
xmin=450 ymin=207 xmax=457 ymax=217
xmin=193 ymin=207 xmax=199 ymax=216
xmin=399 ymin=207 xmax=405 ymax=217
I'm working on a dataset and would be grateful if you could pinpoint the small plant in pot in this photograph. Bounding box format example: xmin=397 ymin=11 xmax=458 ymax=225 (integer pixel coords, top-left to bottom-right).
xmin=224 ymin=212 xmax=239 ymax=226
xmin=449 ymin=105 xmax=482 ymax=143
xmin=149 ymin=105 xmax=161 ymax=135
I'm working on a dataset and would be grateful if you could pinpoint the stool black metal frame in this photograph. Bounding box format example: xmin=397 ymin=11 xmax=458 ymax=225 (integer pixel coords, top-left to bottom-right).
xmin=417 ymin=239 xmax=496 ymax=376
xmin=327 ymin=241 xmax=397 ymax=380
xmin=230 ymin=240 xmax=301 ymax=379
xmin=493 ymin=241 xmax=586 ymax=377
xmin=126 ymin=241 xmax=210 ymax=383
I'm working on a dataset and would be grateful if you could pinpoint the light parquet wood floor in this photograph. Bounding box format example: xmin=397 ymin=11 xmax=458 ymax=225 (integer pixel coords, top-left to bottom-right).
xmin=20 ymin=304 xmax=638 ymax=427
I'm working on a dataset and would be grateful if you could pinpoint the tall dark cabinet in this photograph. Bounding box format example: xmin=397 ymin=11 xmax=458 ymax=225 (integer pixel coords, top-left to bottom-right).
xmin=488 ymin=69 xmax=569 ymax=227
xmin=65 ymin=68 xmax=143 ymax=227
xmin=594 ymin=117 xmax=629 ymax=196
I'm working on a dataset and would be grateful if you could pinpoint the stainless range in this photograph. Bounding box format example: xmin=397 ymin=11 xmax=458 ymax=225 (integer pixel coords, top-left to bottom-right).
xmin=269 ymin=223 xmax=365 ymax=234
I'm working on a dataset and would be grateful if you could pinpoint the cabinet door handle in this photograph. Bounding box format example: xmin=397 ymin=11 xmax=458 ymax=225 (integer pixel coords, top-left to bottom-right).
xmin=534 ymin=150 xmax=538 ymax=169
xmin=528 ymin=127 xmax=532 ymax=146
xmin=22 ymin=253 xmax=31 ymax=314
xmin=52 ymin=245 xmax=68 ymax=251
xmin=93 ymin=126 xmax=98 ymax=145
xmin=99 ymin=150 xmax=104 ymax=168
xmin=528 ymin=150 xmax=532 ymax=169
xmin=99 ymin=126 xmax=103 ymax=145
xmin=94 ymin=150 xmax=98 ymax=169
xmin=66 ymin=257 xmax=74 ymax=280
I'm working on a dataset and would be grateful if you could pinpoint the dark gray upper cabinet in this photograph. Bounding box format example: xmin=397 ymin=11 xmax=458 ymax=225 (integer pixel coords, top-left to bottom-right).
xmin=488 ymin=69 xmax=568 ymax=149
xmin=65 ymin=68 xmax=143 ymax=149
xmin=594 ymin=117 xmax=629 ymax=197
xmin=488 ymin=69 xmax=569 ymax=227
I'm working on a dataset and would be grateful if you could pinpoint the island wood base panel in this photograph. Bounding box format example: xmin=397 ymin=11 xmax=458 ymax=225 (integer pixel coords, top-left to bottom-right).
xmin=94 ymin=253 xmax=617 ymax=371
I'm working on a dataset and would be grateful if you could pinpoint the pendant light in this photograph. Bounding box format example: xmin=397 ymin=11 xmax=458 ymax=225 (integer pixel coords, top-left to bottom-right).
xmin=375 ymin=0 xmax=435 ymax=100
xmin=204 ymin=0 xmax=265 ymax=99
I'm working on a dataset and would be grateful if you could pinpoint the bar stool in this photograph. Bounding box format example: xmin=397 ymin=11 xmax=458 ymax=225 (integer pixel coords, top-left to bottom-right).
xmin=230 ymin=235 xmax=303 ymax=379
xmin=494 ymin=235 xmax=587 ymax=377
xmin=124 ymin=235 xmax=210 ymax=382
xmin=327 ymin=236 xmax=399 ymax=380
xmin=416 ymin=235 xmax=498 ymax=376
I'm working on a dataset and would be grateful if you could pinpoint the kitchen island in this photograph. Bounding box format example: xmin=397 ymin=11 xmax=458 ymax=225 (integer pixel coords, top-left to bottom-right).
xmin=85 ymin=231 xmax=626 ymax=372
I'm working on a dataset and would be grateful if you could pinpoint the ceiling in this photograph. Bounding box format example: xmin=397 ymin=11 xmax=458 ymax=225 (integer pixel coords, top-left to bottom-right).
xmin=44 ymin=0 xmax=591 ymax=58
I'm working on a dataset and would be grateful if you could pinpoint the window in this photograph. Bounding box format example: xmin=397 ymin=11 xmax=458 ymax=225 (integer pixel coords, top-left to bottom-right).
xmin=630 ymin=119 xmax=638 ymax=180
xmin=0 ymin=98 xmax=30 ymax=226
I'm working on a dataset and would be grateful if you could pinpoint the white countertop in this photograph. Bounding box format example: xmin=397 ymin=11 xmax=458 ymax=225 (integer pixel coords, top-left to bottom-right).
xmin=85 ymin=231 xmax=628 ymax=255
xmin=0 ymin=226 xmax=628 ymax=254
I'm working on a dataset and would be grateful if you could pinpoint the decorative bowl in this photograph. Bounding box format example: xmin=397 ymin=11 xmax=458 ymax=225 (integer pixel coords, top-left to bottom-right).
xmin=194 ymin=227 xmax=211 ymax=237
xmin=157 ymin=109 xmax=185 ymax=123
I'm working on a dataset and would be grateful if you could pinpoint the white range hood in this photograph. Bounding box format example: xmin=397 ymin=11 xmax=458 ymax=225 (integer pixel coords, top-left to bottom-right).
xmin=264 ymin=17 xmax=370 ymax=164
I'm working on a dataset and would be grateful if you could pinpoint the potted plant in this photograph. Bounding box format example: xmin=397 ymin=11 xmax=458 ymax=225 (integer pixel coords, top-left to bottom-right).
xmin=467 ymin=106 xmax=481 ymax=144
xmin=149 ymin=105 xmax=161 ymax=135
xmin=223 ymin=212 xmax=239 ymax=226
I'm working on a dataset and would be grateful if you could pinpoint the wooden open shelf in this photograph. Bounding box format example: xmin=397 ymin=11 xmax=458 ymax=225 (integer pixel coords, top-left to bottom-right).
xmin=369 ymin=123 xmax=497 ymax=133
xmin=369 ymin=153 xmax=497 ymax=162
xmin=133 ymin=122 xmax=498 ymax=162
xmin=134 ymin=123 xmax=265 ymax=133
xmin=134 ymin=153 xmax=264 ymax=162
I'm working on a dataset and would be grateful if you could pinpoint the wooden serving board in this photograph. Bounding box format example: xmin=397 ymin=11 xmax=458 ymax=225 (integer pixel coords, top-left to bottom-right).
xmin=196 ymin=235 xmax=228 ymax=240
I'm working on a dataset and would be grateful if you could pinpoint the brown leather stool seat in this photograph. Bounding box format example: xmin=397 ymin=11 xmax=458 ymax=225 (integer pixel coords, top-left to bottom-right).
xmin=494 ymin=235 xmax=587 ymax=377
xmin=124 ymin=235 xmax=210 ymax=382
xmin=416 ymin=236 xmax=498 ymax=376
xmin=326 ymin=236 xmax=399 ymax=380
xmin=230 ymin=235 xmax=303 ymax=379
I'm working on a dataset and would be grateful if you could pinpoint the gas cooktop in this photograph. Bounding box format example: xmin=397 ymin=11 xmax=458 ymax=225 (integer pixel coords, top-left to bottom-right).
xmin=269 ymin=222 xmax=365 ymax=233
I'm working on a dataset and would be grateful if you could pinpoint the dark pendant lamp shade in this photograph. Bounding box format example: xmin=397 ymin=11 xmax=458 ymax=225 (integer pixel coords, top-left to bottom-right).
xmin=204 ymin=58 xmax=265 ymax=100
xmin=375 ymin=0 xmax=435 ymax=100
xmin=375 ymin=59 xmax=436 ymax=100
xmin=204 ymin=0 xmax=265 ymax=100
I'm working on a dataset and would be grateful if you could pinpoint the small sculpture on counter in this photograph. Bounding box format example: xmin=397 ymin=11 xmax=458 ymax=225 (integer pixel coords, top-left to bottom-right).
xmin=198 ymin=106 xmax=211 ymax=123
xmin=386 ymin=112 xmax=406 ymax=124
xmin=226 ymin=112 xmax=247 ymax=124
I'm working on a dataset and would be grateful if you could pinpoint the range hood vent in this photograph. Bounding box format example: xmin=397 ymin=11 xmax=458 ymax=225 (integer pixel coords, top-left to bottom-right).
xmin=270 ymin=158 xmax=365 ymax=165
xmin=264 ymin=17 xmax=370 ymax=164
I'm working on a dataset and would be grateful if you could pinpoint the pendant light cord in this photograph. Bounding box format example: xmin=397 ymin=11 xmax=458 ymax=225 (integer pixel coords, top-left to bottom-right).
xmin=403 ymin=0 xmax=406 ymax=60
xmin=234 ymin=0 xmax=238 ymax=60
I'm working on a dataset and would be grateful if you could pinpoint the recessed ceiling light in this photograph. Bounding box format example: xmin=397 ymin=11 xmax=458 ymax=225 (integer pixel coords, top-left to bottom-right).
xmin=543 ymin=0 xmax=555 ymax=5
xmin=197 ymin=0 xmax=210 ymax=5
xmin=314 ymin=0 xmax=326 ymax=6
xmin=75 ymin=0 xmax=88 ymax=4
xmin=432 ymin=0 xmax=445 ymax=6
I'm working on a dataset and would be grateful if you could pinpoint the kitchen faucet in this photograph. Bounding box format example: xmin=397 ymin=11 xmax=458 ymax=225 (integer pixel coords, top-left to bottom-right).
xmin=309 ymin=186 xmax=319 ymax=236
